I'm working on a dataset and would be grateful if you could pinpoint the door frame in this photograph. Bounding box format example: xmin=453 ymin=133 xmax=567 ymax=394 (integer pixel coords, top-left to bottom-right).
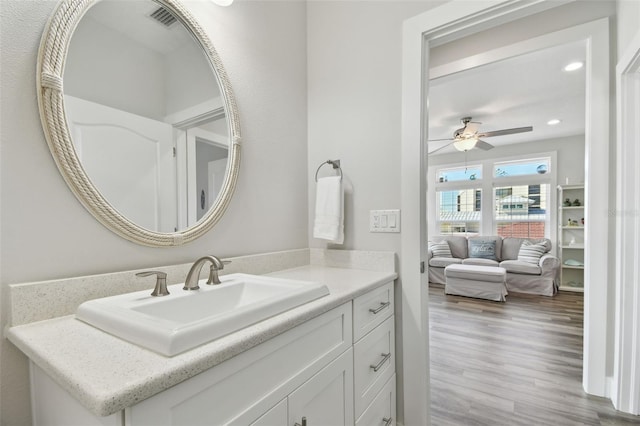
xmin=400 ymin=1 xmax=611 ymax=423
xmin=612 ymin=28 xmax=640 ymax=415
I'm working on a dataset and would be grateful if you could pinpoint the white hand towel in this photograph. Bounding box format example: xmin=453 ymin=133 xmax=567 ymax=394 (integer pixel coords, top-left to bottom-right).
xmin=313 ymin=176 xmax=344 ymax=244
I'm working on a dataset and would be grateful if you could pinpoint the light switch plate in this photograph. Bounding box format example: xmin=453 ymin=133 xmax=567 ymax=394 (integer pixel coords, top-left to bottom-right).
xmin=370 ymin=209 xmax=401 ymax=233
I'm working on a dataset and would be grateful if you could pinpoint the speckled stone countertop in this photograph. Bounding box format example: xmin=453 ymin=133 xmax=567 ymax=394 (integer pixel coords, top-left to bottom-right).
xmin=6 ymin=265 xmax=396 ymax=417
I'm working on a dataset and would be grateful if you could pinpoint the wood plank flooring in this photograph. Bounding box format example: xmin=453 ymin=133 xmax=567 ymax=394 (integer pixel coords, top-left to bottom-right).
xmin=428 ymin=284 xmax=640 ymax=425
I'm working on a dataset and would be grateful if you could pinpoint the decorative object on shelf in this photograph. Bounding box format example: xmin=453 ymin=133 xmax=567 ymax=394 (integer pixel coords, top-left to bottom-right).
xmin=567 ymin=218 xmax=572 ymax=226
xmin=564 ymin=198 xmax=572 ymax=207
xmin=564 ymin=259 xmax=584 ymax=266
xmin=536 ymin=164 xmax=548 ymax=174
xmin=581 ymin=218 xmax=585 ymax=225
xmin=572 ymin=199 xmax=581 ymax=206
xmin=469 ymin=173 xmax=476 ymax=180
xmin=569 ymin=237 xmax=576 ymax=246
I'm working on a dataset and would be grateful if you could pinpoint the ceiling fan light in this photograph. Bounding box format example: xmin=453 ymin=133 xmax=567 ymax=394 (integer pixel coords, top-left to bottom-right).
xmin=453 ymin=138 xmax=477 ymax=152
xmin=547 ymin=119 xmax=561 ymax=126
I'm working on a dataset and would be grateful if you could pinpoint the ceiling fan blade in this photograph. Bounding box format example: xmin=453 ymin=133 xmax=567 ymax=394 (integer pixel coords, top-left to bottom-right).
xmin=463 ymin=121 xmax=481 ymax=135
xmin=427 ymin=137 xmax=454 ymax=142
xmin=428 ymin=141 xmax=454 ymax=155
xmin=477 ymin=126 xmax=533 ymax=138
xmin=475 ymin=139 xmax=494 ymax=151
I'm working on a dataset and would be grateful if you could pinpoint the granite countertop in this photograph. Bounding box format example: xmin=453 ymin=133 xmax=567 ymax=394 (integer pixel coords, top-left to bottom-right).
xmin=6 ymin=265 xmax=396 ymax=417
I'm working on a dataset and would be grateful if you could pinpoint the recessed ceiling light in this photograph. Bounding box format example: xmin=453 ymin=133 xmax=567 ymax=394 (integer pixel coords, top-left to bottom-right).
xmin=547 ymin=119 xmax=561 ymax=126
xmin=564 ymin=62 xmax=584 ymax=72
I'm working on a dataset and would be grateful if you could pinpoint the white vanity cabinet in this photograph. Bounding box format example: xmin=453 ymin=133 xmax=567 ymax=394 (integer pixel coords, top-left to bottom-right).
xmin=126 ymin=303 xmax=353 ymax=425
xmin=29 ymin=282 xmax=396 ymax=426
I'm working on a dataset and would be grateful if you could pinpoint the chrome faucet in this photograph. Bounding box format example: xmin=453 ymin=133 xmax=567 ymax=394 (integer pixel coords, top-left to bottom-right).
xmin=183 ymin=255 xmax=229 ymax=290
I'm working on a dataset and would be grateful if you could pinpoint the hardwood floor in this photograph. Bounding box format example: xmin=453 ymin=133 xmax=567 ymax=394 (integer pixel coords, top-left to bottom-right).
xmin=428 ymin=284 xmax=640 ymax=425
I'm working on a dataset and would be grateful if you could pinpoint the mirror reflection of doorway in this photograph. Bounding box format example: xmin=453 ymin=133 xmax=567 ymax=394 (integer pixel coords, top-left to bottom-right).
xmin=186 ymin=127 xmax=229 ymax=224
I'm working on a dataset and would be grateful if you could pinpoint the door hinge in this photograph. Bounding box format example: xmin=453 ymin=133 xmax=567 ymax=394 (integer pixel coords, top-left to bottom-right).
xmin=420 ymin=261 xmax=425 ymax=274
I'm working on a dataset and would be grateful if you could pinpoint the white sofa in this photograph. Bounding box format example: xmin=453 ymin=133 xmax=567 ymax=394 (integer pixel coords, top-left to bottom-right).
xmin=428 ymin=235 xmax=560 ymax=296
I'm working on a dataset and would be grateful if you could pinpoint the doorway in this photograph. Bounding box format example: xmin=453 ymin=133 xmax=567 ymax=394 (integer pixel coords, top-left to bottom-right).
xmin=400 ymin=2 xmax=611 ymax=424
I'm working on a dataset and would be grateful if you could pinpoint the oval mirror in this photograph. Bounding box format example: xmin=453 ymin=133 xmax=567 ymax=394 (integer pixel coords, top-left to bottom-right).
xmin=37 ymin=0 xmax=241 ymax=246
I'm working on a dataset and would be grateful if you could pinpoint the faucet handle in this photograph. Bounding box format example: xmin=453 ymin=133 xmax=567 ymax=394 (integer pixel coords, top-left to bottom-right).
xmin=136 ymin=271 xmax=170 ymax=297
xmin=206 ymin=259 xmax=231 ymax=285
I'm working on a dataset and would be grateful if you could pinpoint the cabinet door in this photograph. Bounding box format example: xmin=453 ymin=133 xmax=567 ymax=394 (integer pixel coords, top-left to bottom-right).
xmin=288 ymin=348 xmax=354 ymax=426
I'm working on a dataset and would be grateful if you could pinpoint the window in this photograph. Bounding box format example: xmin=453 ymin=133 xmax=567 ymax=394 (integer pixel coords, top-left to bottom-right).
xmin=433 ymin=156 xmax=552 ymax=239
xmin=437 ymin=165 xmax=482 ymax=182
xmin=494 ymin=158 xmax=550 ymax=178
xmin=437 ymin=188 xmax=481 ymax=235
xmin=494 ymin=184 xmax=549 ymax=238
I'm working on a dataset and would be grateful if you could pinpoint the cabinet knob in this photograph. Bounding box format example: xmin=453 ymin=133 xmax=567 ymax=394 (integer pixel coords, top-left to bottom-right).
xmin=294 ymin=416 xmax=307 ymax=426
xmin=369 ymin=301 xmax=390 ymax=314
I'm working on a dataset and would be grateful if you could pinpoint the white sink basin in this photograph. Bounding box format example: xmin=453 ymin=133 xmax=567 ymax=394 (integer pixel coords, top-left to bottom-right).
xmin=76 ymin=273 xmax=329 ymax=356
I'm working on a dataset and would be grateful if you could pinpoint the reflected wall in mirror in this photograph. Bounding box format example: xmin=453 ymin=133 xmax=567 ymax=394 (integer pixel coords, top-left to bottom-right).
xmin=37 ymin=0 xmax=241 ymax=246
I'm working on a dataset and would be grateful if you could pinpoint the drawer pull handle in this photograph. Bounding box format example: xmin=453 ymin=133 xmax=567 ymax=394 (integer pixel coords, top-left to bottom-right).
xmin=370 ymin=352 xmax=391 ymax=372
xmin=383 ymin=417 xmax=393 ymax=426
xmin=295 ymin=417 xmax=307 ymax=426
xmin=369 ymin=301 xmax=390 ymax=314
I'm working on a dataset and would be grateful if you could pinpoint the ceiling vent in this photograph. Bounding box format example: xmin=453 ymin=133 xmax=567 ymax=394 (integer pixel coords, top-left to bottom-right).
xmin=149 ymin=6 xmax=177 ymax=28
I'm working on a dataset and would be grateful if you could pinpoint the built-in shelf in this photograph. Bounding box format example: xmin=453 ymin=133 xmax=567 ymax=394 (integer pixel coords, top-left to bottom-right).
xmin=559 ymin=286 xmax=584 ymax=293
xmin=557 ymin=184 xmax=585 ymax=291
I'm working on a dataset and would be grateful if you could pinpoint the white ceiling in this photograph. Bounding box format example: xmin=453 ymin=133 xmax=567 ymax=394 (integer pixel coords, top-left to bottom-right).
xmin=427 ymin=40 xmax=587 ymax=155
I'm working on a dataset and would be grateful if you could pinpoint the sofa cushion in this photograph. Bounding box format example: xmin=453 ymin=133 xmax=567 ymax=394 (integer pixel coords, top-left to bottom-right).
xmin=429 ymin=241 xmax=452 ymax=258
xmin=500 ymin=260 xmax=542 ymax=275
xmin=430 ymin=235 xmax=468 ymax=259
xmin=502 ymin=237 xmax=551 ymax=260
xmin=429 ymin=257 xmax=463 ymax=268
xmin=462 ymin=258 xmax=500 ymax=267
xmin=468 ymin=238 xmax=498 ymax=260
xmin=517 ymin=240 xmax=548 ymax=264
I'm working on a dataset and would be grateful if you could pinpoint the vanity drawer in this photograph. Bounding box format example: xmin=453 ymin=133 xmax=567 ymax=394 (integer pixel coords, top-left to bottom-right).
xmin=353 ymin=315 xmax=395 ymax=418
xmin=356 ymin=374 xmax=396 ymax=426
xmin=353 ymin=282 xmax=394 ymax=341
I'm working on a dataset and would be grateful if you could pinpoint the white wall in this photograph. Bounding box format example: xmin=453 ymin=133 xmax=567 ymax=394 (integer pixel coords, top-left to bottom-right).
xmin=429 ymin=0 xmax=617 ymax=67
xmin=307 ymin=1 xmax=444 ymax=251
xmin=617 ymin=0 xmax=640 ymax=59
xmin=65 ymin=16 xmax=168 ymax=120
xmin=306 ymin=2 xmax=446 ymax=423
xmin=0 ymin=1 xmax=308 ymax=424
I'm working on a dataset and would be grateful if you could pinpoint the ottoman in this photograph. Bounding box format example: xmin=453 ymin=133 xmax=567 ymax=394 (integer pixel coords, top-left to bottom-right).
xmin=444 ymin=264 xmax=507 ymax=302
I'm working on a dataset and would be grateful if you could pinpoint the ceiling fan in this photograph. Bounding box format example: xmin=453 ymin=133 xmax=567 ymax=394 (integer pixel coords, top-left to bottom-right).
xmin=428 ymin=117 xmax=533 ymax=154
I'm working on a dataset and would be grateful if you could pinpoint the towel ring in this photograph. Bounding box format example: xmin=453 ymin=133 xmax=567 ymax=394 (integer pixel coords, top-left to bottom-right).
xmin=315 ymin=160 xmax=342 ymax=182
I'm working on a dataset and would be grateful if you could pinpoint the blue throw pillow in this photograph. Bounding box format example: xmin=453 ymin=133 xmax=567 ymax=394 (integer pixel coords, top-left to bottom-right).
xmin=469 ymin=240 xmax=497 ymax=260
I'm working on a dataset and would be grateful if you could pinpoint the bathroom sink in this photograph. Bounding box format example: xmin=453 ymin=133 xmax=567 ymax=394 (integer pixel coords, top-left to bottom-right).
xmin=76 ymin=273 xmax=329 ymax=356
